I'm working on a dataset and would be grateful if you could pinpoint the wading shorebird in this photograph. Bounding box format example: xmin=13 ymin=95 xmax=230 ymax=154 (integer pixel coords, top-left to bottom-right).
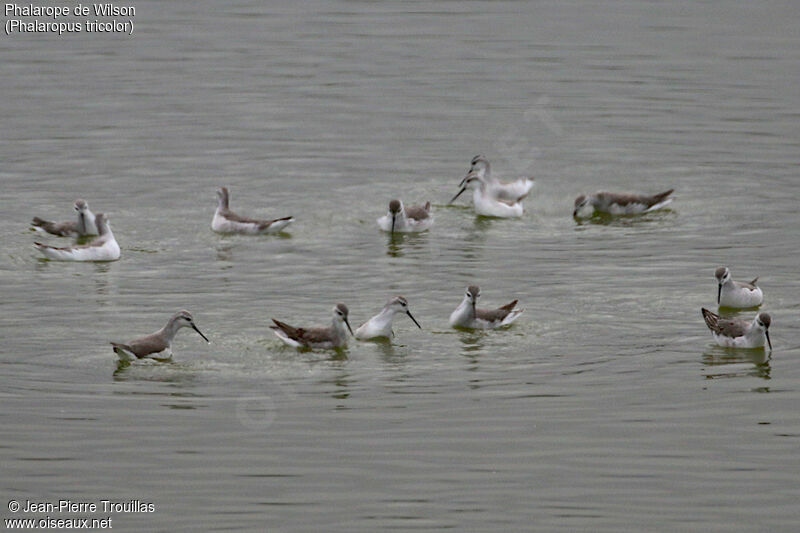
xmin=464 ymin=155 xmax=534 ymax=203
xmin=31 ymin=199 xmax=99 ymax=237
xmin=377 ymin=199 xmax=433 ymax=234
xmin=573 ymin=189 xmax=674 ymax=218
xmin=212 ymin=187 xmax=294 ymax=234
xmin=701 ymin=308 xmax=772 ymax=350
xmin=355 ymin=296 xmax=422 ymax=340
xmin=271 ymin=303 xmax=354 ymax=349
xmin=34 ymin=213 xmax=120 ymax=261
xmin=449 ymin=172 xmax=525 ymax=218
xmin=715 ymin=266 xmax=763 ymax=309
xmin=449 ymin=285 xmax=523 ymax=329
xmin=111 ymin=310 xmax=210 ymax=361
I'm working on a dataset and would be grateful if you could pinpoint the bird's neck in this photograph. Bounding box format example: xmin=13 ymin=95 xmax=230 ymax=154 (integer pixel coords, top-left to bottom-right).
xmin=457 ymin=297 xmax=475 ymax=319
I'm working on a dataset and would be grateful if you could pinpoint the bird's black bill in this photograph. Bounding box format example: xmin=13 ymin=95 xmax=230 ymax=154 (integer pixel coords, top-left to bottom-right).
xmin=192 ymin=324 xmax=210 ymax=343
xmin=344 ymin=318 xmax=354 ymax=336
xmin=766 ymin=331 xmax=772 ymax=351
xmin=449 ymin=187 xmax=467 ymax=204
xmin=717 ymin=284 xmax=721 ymax=305
xmin=391 ymin=214 xmax=396 ymax=234
xmin=407 ymin=311 xmax=422 ymax=329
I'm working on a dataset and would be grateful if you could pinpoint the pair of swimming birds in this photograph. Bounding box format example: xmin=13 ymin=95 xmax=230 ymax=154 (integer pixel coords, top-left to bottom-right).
xmin=31 ymin=200 xmax=121 ymax=261
xmin=380 ymin=154 xmax=536 ymax=227
xmin=111 ymin=287 xmax=523 ymax=360
xmin=700 ymin=266 xmax=770 ymax=350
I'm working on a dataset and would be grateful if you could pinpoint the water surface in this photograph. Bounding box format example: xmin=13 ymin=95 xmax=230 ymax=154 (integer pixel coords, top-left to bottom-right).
xmin=2 ymin=1 xmax=800 ymax=531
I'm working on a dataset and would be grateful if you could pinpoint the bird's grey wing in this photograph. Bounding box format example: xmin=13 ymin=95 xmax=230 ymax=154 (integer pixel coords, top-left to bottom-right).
xmin=476 ymin=300 xmax=518 ymax=322
xmin=224 ymin=209 xmax=290 ymax=230
xmin=110 ymin=342 xmax=133 ymax=354
xmin=735 ymin=279 xmax=758 ymax=290
xmin=704 ymin=308 xmax=748 ymax=337
xmin=297 ymin=327 xmax=333 ymax=344
xmin=257 ymin=216 xmax=293 ymax=230
xmin=271 ymin=319 xmax=300 ymax=338
xmin=222 ymin=209 xmax=268 ymax=225
xmin=35 ymin=242 xmax=73 ymax=251
xmin=702 ymin=308 xmax=722 ymax=334
xmin=716 ymin=318 xmax=748 ymax=338
xmin=404 ymin=205 xmax=431 ymax=220
xmin=646 ymin=189 xmax=674 ymax=206
xmin=126 ymin=334 xmax=169 ymax=358
xmin=597 ymin=192 xmax=648 ymax=207
xmin=32 ymin=218 xmax=77 ymax=236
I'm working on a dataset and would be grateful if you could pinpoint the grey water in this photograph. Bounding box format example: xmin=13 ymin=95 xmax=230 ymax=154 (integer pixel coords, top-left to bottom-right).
xmin=2 ymin=0 xmax=800 ymax=530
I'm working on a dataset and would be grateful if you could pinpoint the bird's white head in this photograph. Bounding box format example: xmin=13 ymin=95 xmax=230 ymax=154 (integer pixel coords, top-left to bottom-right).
xmin=171 ymin=310 xmax=210 ymax=342
xmin=715 ymin=266 xmax=731 ymax=284
xmin=756 ymin=312 xmax=772 ymax=350
xmin=386 ymin=296 xmax=422 ymax=328
xmin=449 ymin=173 xmax=483 ymax=204
xmin=715 ymin=266 xmax=731 ymax=303
xmin=468 ymin=154 xmax=490 ymax=178
xmin=573 ymin=194 xmax=594 ymax=218
xmin=216 ymin=187 xmax=230 ymax=209
xmin=388 ymin=199 xmax=404 ymax=234
xmin=333 ymin=303 xmax=354 ymax=336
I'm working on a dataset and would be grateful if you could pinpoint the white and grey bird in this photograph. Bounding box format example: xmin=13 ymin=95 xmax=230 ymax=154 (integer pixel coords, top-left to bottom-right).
xmin=465 ymin=155 xmax=534 ymax=203
xmin=355 ymin=296 xmax=422 ymax=340
xmin=449 ymin=172 xmax=525 ymax=218
xmin=34 ymin=213 xmax=120 ymax=261
xmin=449 ymin=285 xmax=523 ymax=329
xmin=715 ymin=266 xmax=763 ymax=309
xmin=111 ymin=310 xmax=210 ymax=361
xmin=702 ymin=308 xmax=772 ymax=350
xmin=31 ymin=199 xmax=99 ymax=237
xmin=271 ymin=303 xmax=354 ymax=349
xmin=212 ymin=187 xmax=294 ymax=234
xmin=377 ymin=199 xmax=433 ymax=234
xmin=573 ymin=189 xmax=674 ymax=218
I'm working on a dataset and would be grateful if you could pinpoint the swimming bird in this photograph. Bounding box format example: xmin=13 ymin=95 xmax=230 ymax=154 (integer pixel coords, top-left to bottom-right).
xmin=111 ymin=310 xmax=210 ymax=361
xmin=715 ymin=266 xmax=763 ymax=309
xmin=355 ymin=296 xmax=422 ymax=340
xmin=573 ymin=189 xmax=674 ymax=218
xmin=449 ymin=285 xmax=523 ymax=329
xmin=377 ymin=199 xmax=433 ymax=234
xmin=212 ymin=187 xmax=294 ymax=234
xmin=701 ymin=308 xmax=772 ymax=350
xmin=271 ymin=303 xmax=353 ymax=349
xmin=449 ymin=173 xmax=525 ymax=218
xmin=31 ymin=199 xmax=99 ymax=237
xmin=34 ymin=213 xmax=120 ymax=261
xmin=464 ymin=155 xmax=534 ymax=203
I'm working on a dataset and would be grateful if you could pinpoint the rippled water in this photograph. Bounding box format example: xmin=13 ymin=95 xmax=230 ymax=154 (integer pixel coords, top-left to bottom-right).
xmin=3 ymin=1 xmax=800 ymax=530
